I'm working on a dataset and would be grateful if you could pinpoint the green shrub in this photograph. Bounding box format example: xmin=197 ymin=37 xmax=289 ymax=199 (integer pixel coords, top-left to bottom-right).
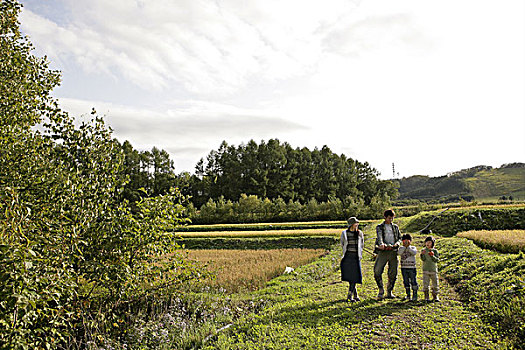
xmin=439 ymin=237 xmax=525 ymax=347
xmin=0 ymin=2 xmax=201 ymax=347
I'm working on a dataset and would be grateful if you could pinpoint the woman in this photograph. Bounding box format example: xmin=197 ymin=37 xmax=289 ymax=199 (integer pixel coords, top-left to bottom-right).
xmin=340 ymin=216 xmax=364 ymax=302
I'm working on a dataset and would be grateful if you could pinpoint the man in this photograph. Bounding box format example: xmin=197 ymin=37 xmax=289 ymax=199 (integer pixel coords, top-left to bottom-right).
xmin=374 ymin=209 xmax=402 ymax=299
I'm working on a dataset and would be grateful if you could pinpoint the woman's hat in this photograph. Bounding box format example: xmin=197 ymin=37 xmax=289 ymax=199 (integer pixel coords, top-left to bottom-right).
xmin=347 ymin=217 xmax=359 ymax=226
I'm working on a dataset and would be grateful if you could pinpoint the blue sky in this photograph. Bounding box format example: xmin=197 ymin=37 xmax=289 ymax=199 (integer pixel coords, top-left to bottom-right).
xmin=20 ymin=0 xmax=525 ymax=178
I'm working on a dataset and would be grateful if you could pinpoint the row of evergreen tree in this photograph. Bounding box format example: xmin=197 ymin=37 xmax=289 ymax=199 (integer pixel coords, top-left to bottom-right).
xmin=188 ymin=193 xmax=392 ymax=224
xmin=119 ymin=139 xmax=398 ymax=211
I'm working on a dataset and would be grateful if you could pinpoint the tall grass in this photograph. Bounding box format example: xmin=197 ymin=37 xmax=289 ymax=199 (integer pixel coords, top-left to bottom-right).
xmin=457 ymin=229 xmax=525 ymax=253
xmin=186 ymin=249 xmax=326 ymax=292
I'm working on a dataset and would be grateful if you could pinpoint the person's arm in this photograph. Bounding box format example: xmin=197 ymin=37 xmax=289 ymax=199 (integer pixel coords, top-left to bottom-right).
xmin=408 ymin=246 xmax=418 ymax=255
xmin=429 ymin=249 xmax=439 ymax=262
xmin=420 ymin=248 xmax=427 ymax=261
xmin=393 ymin=225 xmax=402 ymax=248
xmin=376 ymin=225 xmax=385 ymax=248
xmin=340 ymin=231 xmax=345 ymax=248
xmin=397 ymin=246 xmax=406 ymax=256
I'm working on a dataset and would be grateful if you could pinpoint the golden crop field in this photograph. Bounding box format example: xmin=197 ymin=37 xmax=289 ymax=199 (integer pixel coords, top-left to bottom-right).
xmin=177 ymin=228 xmax=341 ymax=238
xmin=457 ymin=229 xmax=525 ymax=253
xmin=186 ymin=248 xmax=326 ymax=292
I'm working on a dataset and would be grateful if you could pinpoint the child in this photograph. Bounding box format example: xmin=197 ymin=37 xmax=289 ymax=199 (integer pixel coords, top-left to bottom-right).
xmin=397 ymin=233 xmax=418 ymax=301
xmin=420 ymin=233 xmax=440 ymax=301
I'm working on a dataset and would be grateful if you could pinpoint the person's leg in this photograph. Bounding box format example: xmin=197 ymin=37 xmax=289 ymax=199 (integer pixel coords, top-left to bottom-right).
xmin=348 ymin=282 xmax=356 ymax=301
xmin=431 ymin=273 xmax=440 ymax=301
xmin=374 ymin=253 xmax=388 ymax=298
xmin=422 ymin=271 xmax=430 ymax=301
xmin=352 ymin=283 xmax=360 ymax=301
xmin=410 ymin=269 xmax=418 ymax=301
xmin=401 ymin=268 xmax=411 ymax=300
xmin=386 ymin=252 xmax=399 ymax=298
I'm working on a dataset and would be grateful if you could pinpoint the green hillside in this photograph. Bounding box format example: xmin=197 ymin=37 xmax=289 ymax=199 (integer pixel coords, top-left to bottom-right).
xmin=397 ymin=163 xmax=525 ymax=202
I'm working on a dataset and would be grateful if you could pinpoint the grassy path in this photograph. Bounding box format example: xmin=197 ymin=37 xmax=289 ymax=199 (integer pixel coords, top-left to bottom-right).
xmin=203 ymin=224 xmax=510 ymax=349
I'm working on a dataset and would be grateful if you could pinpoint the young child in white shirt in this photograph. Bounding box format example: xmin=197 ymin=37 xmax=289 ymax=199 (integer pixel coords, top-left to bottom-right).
xmin=397 ymin=233 xmax=418 ymax=301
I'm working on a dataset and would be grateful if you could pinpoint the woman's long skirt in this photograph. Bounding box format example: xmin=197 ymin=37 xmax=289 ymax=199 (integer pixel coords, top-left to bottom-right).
xmin=340 ymin=252 xmax=362 ymax=283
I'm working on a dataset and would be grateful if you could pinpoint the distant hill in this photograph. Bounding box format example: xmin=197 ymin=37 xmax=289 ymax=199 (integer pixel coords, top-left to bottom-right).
xmin=396 ymin=163 xmax=525 ymax=202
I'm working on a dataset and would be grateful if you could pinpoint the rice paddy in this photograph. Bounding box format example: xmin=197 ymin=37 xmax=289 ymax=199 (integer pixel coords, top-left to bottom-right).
xmin=186 ymin=248 xmax=327 ymax=292
xmin=457 ymin=229 xmax=525 ymax=253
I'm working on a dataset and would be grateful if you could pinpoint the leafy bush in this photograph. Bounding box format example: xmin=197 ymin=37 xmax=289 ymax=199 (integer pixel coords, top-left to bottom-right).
xmin=439 ymin=237 xmax=525 ymax=348
xmin=402 ymin=207 xmax=525 ymax=236
xmin=0 ymin=2 xmax=200 ymax=347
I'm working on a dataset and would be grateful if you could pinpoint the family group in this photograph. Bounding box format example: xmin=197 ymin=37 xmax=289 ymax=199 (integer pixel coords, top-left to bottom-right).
xmin=340 ymin=210 xmax=440 ymax=303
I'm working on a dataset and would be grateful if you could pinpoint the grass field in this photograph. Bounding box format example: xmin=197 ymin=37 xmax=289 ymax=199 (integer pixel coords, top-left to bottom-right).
xmin=186 ymin=248 xmax=327 ymax=292
xmin=457 ymin=229 xmax=525 ymax=253
xmin=200 ymin=224 xmax=511 ymax=349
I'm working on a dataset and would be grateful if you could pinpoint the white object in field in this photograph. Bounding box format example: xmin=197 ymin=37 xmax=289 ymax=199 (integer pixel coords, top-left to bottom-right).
xmin=284 ymin=266 xmax=294 ymax=274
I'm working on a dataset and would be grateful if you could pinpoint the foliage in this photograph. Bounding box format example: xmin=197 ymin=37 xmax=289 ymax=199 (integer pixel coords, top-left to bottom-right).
xmin=190 ymin=194 xmax=390 ymax=224
xmin=186 ymin=140 xmax=397 ymax=208
xmin=181 ymin=236 xmax=338 ymax=250
xmin=122 ymin=292 xmax=268 ymax=350
xmin=0 ymin=2 xmax=199 ymax=347
xmin=119 ymin=140 xmax=178 ymax=204
xmin=438 ymin=237 xmax=525 ymax=348
xmin=457 ymin=230 xmax=525 ymax=254
xmin=402 ymin=207 xmax=525 ymax=236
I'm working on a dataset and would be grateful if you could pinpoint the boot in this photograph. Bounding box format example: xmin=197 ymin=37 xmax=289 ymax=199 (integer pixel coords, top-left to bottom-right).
xmin=404 ymin=288 xmax=411 ymax=301
xmin=411 ymin=286 xmax=418 ymax=301
xmin=377 ymin=287 xmax=384 ymax=300
xmin=386 ymin=289 xmax=396 ymax=299
xmin=386 ymin=279 xmax=396 ymax=298
xmin=424 ymin=291 xmax=430 ymax=302
xmin=432 ymin=292 xmax=440 ymax=302
xmin=347 ymin=283 xmax=355 ymax=302
xmin=353 ymin=289 xmax=360 ymax=302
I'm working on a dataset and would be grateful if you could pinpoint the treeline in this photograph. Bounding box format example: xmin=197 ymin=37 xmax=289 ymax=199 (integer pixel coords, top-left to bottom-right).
xmin=119 ymin=139 xmax=398 ymax=216
xmin=187 ymin=193 xmax=391 ymax=224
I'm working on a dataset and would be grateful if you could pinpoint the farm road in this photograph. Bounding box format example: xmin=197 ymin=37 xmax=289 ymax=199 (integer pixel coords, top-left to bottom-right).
xmin=205 ymin=224 xmax=510 ymax=349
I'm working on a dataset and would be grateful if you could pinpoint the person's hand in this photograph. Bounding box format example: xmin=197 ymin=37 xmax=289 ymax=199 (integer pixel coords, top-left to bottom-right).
xmin=379 ymin=244 xmax=386 ymax=250
xmin=428 ymin=251 xmax=434 ymax=257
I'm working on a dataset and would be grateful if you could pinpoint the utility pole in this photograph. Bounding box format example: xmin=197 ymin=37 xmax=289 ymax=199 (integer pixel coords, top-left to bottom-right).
xmin=392 ymin=163 xmax=395 ymax=179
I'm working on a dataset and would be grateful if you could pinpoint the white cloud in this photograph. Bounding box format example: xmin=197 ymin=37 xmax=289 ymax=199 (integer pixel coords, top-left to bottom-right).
xmin=20 ymin=0 xmax=525 ymax=178
xmin=58 ymin=97 xmax=308 ymax=171
xmin=20 ymin=0 xmax=364 ymax=96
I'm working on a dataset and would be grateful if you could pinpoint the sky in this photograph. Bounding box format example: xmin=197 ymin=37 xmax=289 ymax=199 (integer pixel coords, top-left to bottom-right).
xmin=19 ymin=0 xmax=525 ymax=179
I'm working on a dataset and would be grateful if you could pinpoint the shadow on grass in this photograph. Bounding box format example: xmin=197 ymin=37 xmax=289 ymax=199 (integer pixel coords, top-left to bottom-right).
xmin=263 ymin=296 xmax=427 ymax=327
